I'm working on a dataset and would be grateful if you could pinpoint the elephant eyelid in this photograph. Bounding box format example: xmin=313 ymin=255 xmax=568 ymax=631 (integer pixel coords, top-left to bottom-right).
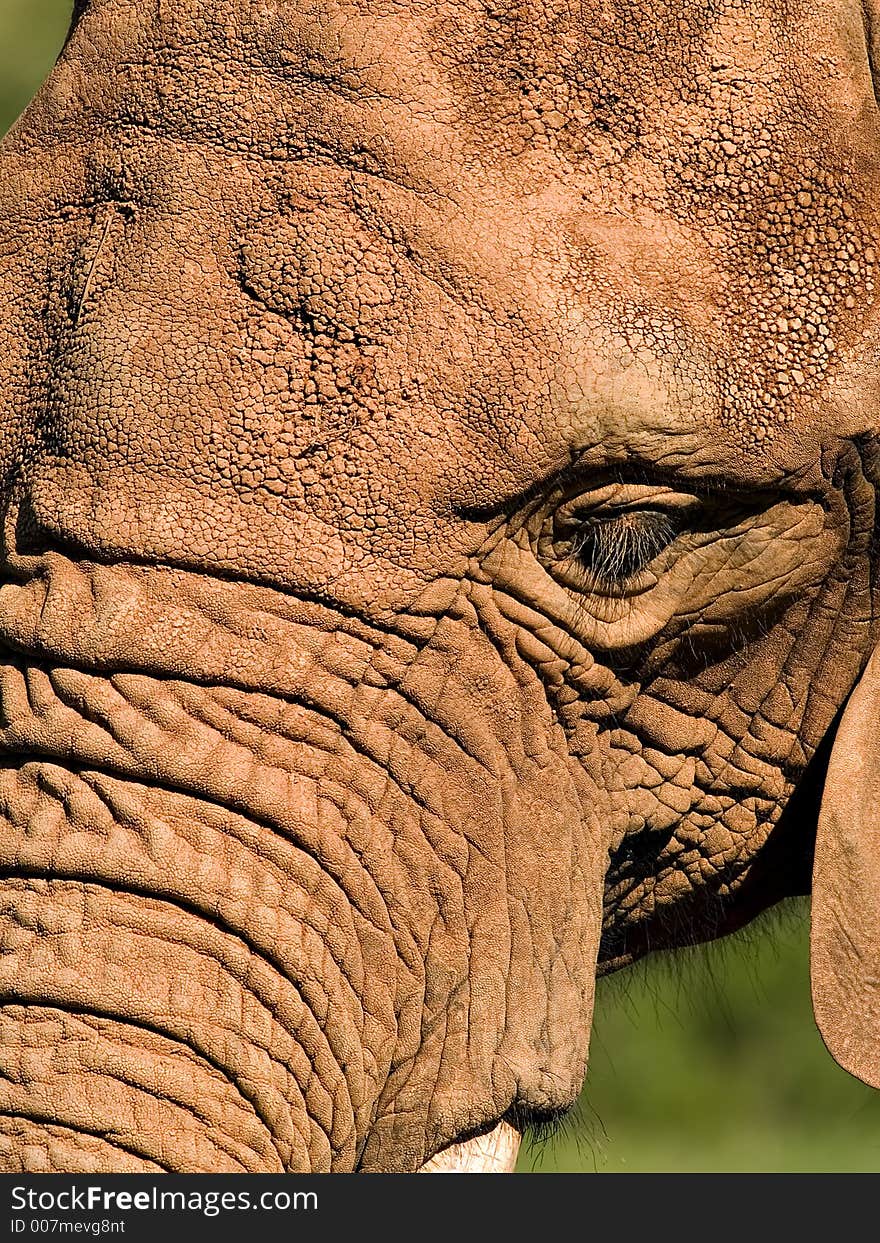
xmin=571 ymin=507 xmax=684 ymax=588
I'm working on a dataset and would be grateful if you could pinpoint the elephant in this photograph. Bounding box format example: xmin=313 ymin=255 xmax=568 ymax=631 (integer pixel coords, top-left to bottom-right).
xmin=0 ymin=0 xmax=879 ymax=1174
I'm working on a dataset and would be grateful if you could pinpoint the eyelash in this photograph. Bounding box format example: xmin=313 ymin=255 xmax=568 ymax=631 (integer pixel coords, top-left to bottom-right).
xmin=570 ymin=509 xmax=682 ymax=588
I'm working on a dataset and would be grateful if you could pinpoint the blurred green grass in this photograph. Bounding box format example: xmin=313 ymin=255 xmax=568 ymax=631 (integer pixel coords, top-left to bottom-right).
xmin=2 ymin=0 xmax=879 ymax=1175
xmin=525 ymin=904 xmax=880 ymax=1172
xmin=0 ymin=1 xmax=70 ymax=136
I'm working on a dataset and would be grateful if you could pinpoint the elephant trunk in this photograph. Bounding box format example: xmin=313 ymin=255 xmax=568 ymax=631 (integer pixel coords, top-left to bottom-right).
xmin=0 ymin=767 xmax=399 ymax=1172
xmin=0 ymin=551 xmax=604 ymax=1171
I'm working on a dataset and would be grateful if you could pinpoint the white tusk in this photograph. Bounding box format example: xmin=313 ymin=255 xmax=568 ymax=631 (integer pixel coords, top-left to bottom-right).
xmin=418 ymin=1121 xmax=521 ymax=1173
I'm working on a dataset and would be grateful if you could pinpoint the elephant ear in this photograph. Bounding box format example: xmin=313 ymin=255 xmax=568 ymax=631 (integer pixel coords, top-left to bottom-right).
xmin=811 ymin=644 xmax=880 ymax=1088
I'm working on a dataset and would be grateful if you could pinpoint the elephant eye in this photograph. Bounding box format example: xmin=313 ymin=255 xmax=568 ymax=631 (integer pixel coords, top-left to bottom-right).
xmin=535 ymin=480 xmax=709 ymax=600
xmin=572 ymin=508 xmax=682 ymax=589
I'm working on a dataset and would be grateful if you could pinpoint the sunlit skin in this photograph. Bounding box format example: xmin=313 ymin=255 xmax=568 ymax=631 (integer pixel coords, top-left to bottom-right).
xmin=0 ymin=0 xmax=878 ymax=1171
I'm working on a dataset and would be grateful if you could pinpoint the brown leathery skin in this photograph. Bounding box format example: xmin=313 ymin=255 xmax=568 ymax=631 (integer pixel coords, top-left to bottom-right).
xmin=0 ymin=0 xmax=879 ymax=1170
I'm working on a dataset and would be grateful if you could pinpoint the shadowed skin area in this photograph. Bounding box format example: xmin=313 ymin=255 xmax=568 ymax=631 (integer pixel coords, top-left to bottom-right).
xmin=0 ymin=0 xmax=878 ymax=1172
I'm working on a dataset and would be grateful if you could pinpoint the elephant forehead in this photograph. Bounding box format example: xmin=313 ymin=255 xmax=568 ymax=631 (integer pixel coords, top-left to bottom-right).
xmin=62 ymin=0 xmax=879 ymax=193
xmin=7 ymin=0 xmax=880 ymax=479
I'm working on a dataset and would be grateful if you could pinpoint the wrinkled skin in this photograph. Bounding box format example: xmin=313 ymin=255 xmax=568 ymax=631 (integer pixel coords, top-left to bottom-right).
xmin=0 ymin=0 xmax=879 ymax=1172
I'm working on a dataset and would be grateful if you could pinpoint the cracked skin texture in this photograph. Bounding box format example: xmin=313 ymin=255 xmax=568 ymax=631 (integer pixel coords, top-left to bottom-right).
xmin=0 ymin=0 xmax=879 ymax=1172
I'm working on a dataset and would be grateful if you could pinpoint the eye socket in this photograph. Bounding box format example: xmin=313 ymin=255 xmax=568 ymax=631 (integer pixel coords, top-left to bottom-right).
xmin=571 ymin=508 xmax=682 ymax=589
xmin=531 ymin=479 xmax=716 ymax=601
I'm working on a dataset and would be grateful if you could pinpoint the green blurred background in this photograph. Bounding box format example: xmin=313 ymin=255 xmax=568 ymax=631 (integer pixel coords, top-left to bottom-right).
xmin=3 ymin=0 xmax=880 ymax=1174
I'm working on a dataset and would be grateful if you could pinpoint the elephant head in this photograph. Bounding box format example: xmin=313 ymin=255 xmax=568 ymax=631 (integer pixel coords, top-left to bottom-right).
xmin=0 ymin=0 xmax=879 ymax=1173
